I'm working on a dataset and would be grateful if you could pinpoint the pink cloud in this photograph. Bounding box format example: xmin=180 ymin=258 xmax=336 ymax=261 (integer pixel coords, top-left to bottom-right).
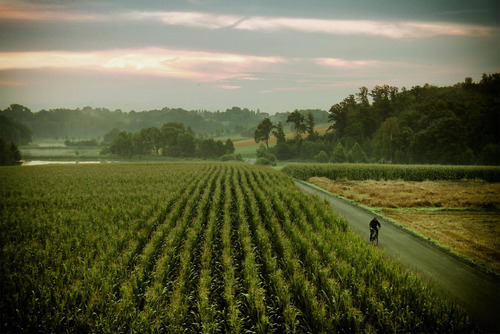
xmin=0 ymin=48 xmax=285 ymax=82
xmin=216 ymin=85 xmax=241 ymax=90
xmin=315 ymin=58 xmax=380 ymax=68
xmin=0 ymin=2 xmax=107 ymax=22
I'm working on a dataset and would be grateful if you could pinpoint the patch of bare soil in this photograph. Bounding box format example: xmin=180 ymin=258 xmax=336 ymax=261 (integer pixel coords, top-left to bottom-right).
xmin=309 ymin=177 xmax=500 ymax=273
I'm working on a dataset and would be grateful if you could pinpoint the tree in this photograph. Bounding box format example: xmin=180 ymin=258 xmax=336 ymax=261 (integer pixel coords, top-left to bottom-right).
xmin=287 ymin=110 xmax=306 ymax=139
xmin=349 ymin=142 xmax=369 ymax=163
xmin=411 ymin=115 xmax=467 ymax=164
xmin=109 ymin=131 xmax=133 ymax=156
xmin=254 ymin=118 xmax=273 ymax=148
xmin=332 ymin=142 xmax=347 ymax=163
xmin=176 ymin=133 xmax=196 ymax=157
xmin=0 ymin=115 xmax=32 ymax=145
xmin=272 ymin=122 xmax=286 ymax=144
xmin=373 ymin=117 xmax=400 ymax=162
xmin=0 ymin=137 xmax=22 ymax=166
xmin=328 ymin=94 xmax=357 ymax=139
xmin=224 ymin=138 xmax=235 ymax=154
xmin=315 ymin=150 xmax=329 ymax=163
xmin=103 ymin=128 xmax=121 ymax=145
xmin=198 ymin=138 xmax=225 ymax=158
xmin=256 ymin=144 xmax=276 ymax=166
xmin=306 ymin=111 xmax=316 ymax=139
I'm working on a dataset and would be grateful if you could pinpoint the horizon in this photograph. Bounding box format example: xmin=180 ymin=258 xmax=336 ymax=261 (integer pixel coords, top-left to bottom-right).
xmin=1 ymin=0 xmax=499 ymax=114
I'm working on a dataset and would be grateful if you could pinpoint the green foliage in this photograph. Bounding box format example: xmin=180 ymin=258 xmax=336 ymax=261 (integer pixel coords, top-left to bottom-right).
xmin=0 ymin=104 xmax=276 ymax=140
xmin=315 ymin=150 xmax=329 ymax=163
xmin=332 ymin=142 xmax=347 ymax=163
xmin=479 ymin=144 xmax=500 ymax=165
xmin=106 ymin=122 xmax=231 ymax=159
xmin=271 ymin=122 xmax=286 ymax=144
xmin=349 ymin=142 xmax=369 ymax=163
xmin=299 ymin=140 xmax=327 ymax=160
xmin=0 ymin=163 xmax=474 ymax=332
xmin=286 ymin=110 xmax=307 ymax=139
xmin=256 ymin=144 xmax=277 ymax=165
xmin=254 ymin=117 xmax=273 ymax=148
xmin=224 ymin=138 xmax=235 ymax=154
xmin=102 ymin=128 xmax=121 ymax=145
xmin=282 ymin=163 xmax=500 ymax=182
xmin=271 ymin=142 xmax=295 ymax=160
xmin=0 ymin=137 xmax=22 ymax=166
xmin=327 ymin=74 xmax=500 ymax=165
xmin=0 ymin=114 xmax=32 ymax=145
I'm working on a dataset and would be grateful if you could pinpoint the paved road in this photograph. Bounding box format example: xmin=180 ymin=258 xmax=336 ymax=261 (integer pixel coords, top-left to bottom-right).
xmin=295 ymin=180 xmax=500 ymax=333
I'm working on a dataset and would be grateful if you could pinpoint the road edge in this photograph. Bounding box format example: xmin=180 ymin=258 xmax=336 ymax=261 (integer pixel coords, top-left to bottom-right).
xmin=295 ymin=179 xmax=500 ymax=280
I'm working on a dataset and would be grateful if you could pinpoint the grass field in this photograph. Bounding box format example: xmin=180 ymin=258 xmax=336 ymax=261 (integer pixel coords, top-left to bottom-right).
xmin=0 ymin=162 xmax=474 ymax=333
xmin=308 ymin=177 xmax=500 ymax=274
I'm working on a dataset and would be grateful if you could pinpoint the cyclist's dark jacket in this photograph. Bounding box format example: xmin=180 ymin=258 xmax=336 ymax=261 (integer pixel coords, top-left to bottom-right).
xmin=369 ymin=218 xmax=381 ymax=230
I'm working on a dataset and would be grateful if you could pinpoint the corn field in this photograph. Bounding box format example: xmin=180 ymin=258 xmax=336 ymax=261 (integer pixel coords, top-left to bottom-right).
xmin=282 ymin=163 xmax=500 ymax=182
xmin=0 ymin=163 xmax=474 ymax=333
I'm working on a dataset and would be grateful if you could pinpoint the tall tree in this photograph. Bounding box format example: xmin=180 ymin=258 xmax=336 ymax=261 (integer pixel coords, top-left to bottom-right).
xmin=272 ymin=122 xmax=286 ymax=144
xmin=286 ymin=110 xmax=306 ymax=139
xmin=305 ymin=111 xmax=316 ymax=139
xmin=225 ymin=138 xmax=235 ymax=154
xmin=373 ymin=117 xmax=400 ymax=162
xmin=254 ymin=118 xmax=273 ymax=148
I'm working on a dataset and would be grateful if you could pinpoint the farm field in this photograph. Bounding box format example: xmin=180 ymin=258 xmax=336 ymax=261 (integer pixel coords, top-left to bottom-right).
xmin=0 ymin=163 xmax=473 ymax=333
xmin=308 ymin=177 xmax=500 ymax=274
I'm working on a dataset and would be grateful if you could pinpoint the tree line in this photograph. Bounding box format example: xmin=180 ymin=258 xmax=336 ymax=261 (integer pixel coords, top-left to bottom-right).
xmin=254 ymin=73 xmax=500 ymax=165
xmin=102 ymin=122 xmax=239 ymax=160
xmin=0 ymin=105 xmax=270 ymax=139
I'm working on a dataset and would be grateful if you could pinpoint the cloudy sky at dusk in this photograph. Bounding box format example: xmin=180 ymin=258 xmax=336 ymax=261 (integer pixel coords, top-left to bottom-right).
xmin=0 ymin=0 xmax=498 ymax=114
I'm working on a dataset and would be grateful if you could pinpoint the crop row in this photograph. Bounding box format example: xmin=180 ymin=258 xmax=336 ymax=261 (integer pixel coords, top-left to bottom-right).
xmin=0 ymin=162 xmax=474 ymax=333
xmin=282 ymin=163 xmax=500 ymax=182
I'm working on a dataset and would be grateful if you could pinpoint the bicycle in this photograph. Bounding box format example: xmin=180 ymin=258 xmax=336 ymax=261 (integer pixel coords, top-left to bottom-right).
xmin=370 ymin=227 xmax=379 ymax=246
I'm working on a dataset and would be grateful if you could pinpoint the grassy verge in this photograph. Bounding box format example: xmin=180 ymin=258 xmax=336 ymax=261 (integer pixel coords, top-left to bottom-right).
xmin=304 ymin=177 xmax=500 ymax=276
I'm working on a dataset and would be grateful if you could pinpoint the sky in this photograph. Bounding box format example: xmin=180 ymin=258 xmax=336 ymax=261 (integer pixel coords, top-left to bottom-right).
xmin=0 ymin=0 xmax=499 ymax=114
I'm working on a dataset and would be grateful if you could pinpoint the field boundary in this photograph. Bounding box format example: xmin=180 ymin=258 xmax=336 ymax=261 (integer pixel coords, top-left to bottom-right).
xmin=295 ymin=179 xmax=499 ymax=279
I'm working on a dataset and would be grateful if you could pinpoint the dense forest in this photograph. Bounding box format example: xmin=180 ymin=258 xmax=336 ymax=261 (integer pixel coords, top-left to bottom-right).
xmin=255 ymin=74 xmax=500 ymax=165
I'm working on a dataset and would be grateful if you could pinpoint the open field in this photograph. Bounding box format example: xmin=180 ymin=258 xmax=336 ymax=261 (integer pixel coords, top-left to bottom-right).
xmin=0 ymin=163 xmax=473 ymax=333
xmin=308 ymin=177 xmax=500 ymax=274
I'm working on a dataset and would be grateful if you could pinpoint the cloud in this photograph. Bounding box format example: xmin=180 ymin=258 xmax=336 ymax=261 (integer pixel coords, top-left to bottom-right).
xmin=234 ymin=16 xmax=494 ymax=38
xmin=125 ymin=10 xmax=495 ymax=39
xmin=315 ymin=58 xmax=380 ymax=68
xmin=130 ymin=11 xmax=243 ymax=30
xmin=0 ymin=2 xmax=108 ymax=21
xmin=216 ymin=85 xmax=241 ymax=90
xmin=0 ymin=48 xmax=285 ymax=82
xmin=1 ymin=2 xmax=494 ymax=39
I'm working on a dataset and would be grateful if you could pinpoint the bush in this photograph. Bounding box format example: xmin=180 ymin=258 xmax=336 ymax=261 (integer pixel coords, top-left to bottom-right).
xmin=221 ymin=154 xmax=235 ymax=161
xmin=271 ymin=142 xmax=295 ymax=160
xmin=256 ymin=157 xmax=276 ymax=166
xmin=315 ymin=150 xmax=329 ymax=163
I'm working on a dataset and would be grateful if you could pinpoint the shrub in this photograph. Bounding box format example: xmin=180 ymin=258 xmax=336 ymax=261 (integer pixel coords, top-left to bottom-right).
xmin=315 ymin=150 xmax=329 ymax=163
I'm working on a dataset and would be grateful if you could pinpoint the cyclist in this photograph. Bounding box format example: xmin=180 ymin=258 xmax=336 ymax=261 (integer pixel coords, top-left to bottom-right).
xmin=369 ymin=217 xmax=381 ymax=242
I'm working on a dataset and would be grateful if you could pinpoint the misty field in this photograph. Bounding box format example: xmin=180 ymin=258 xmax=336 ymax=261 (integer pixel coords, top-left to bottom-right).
xmin=0 ymin=163 xmax=473 ymax=333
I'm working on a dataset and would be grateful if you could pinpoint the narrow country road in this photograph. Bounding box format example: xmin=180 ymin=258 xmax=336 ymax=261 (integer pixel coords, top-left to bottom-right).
xmin=295 ymin=180 xmax=500 ymax=333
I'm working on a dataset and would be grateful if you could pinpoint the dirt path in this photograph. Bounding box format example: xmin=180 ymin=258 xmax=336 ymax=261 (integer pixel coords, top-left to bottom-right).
xmin=295 ymin=180 xmax=500 ymax=333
